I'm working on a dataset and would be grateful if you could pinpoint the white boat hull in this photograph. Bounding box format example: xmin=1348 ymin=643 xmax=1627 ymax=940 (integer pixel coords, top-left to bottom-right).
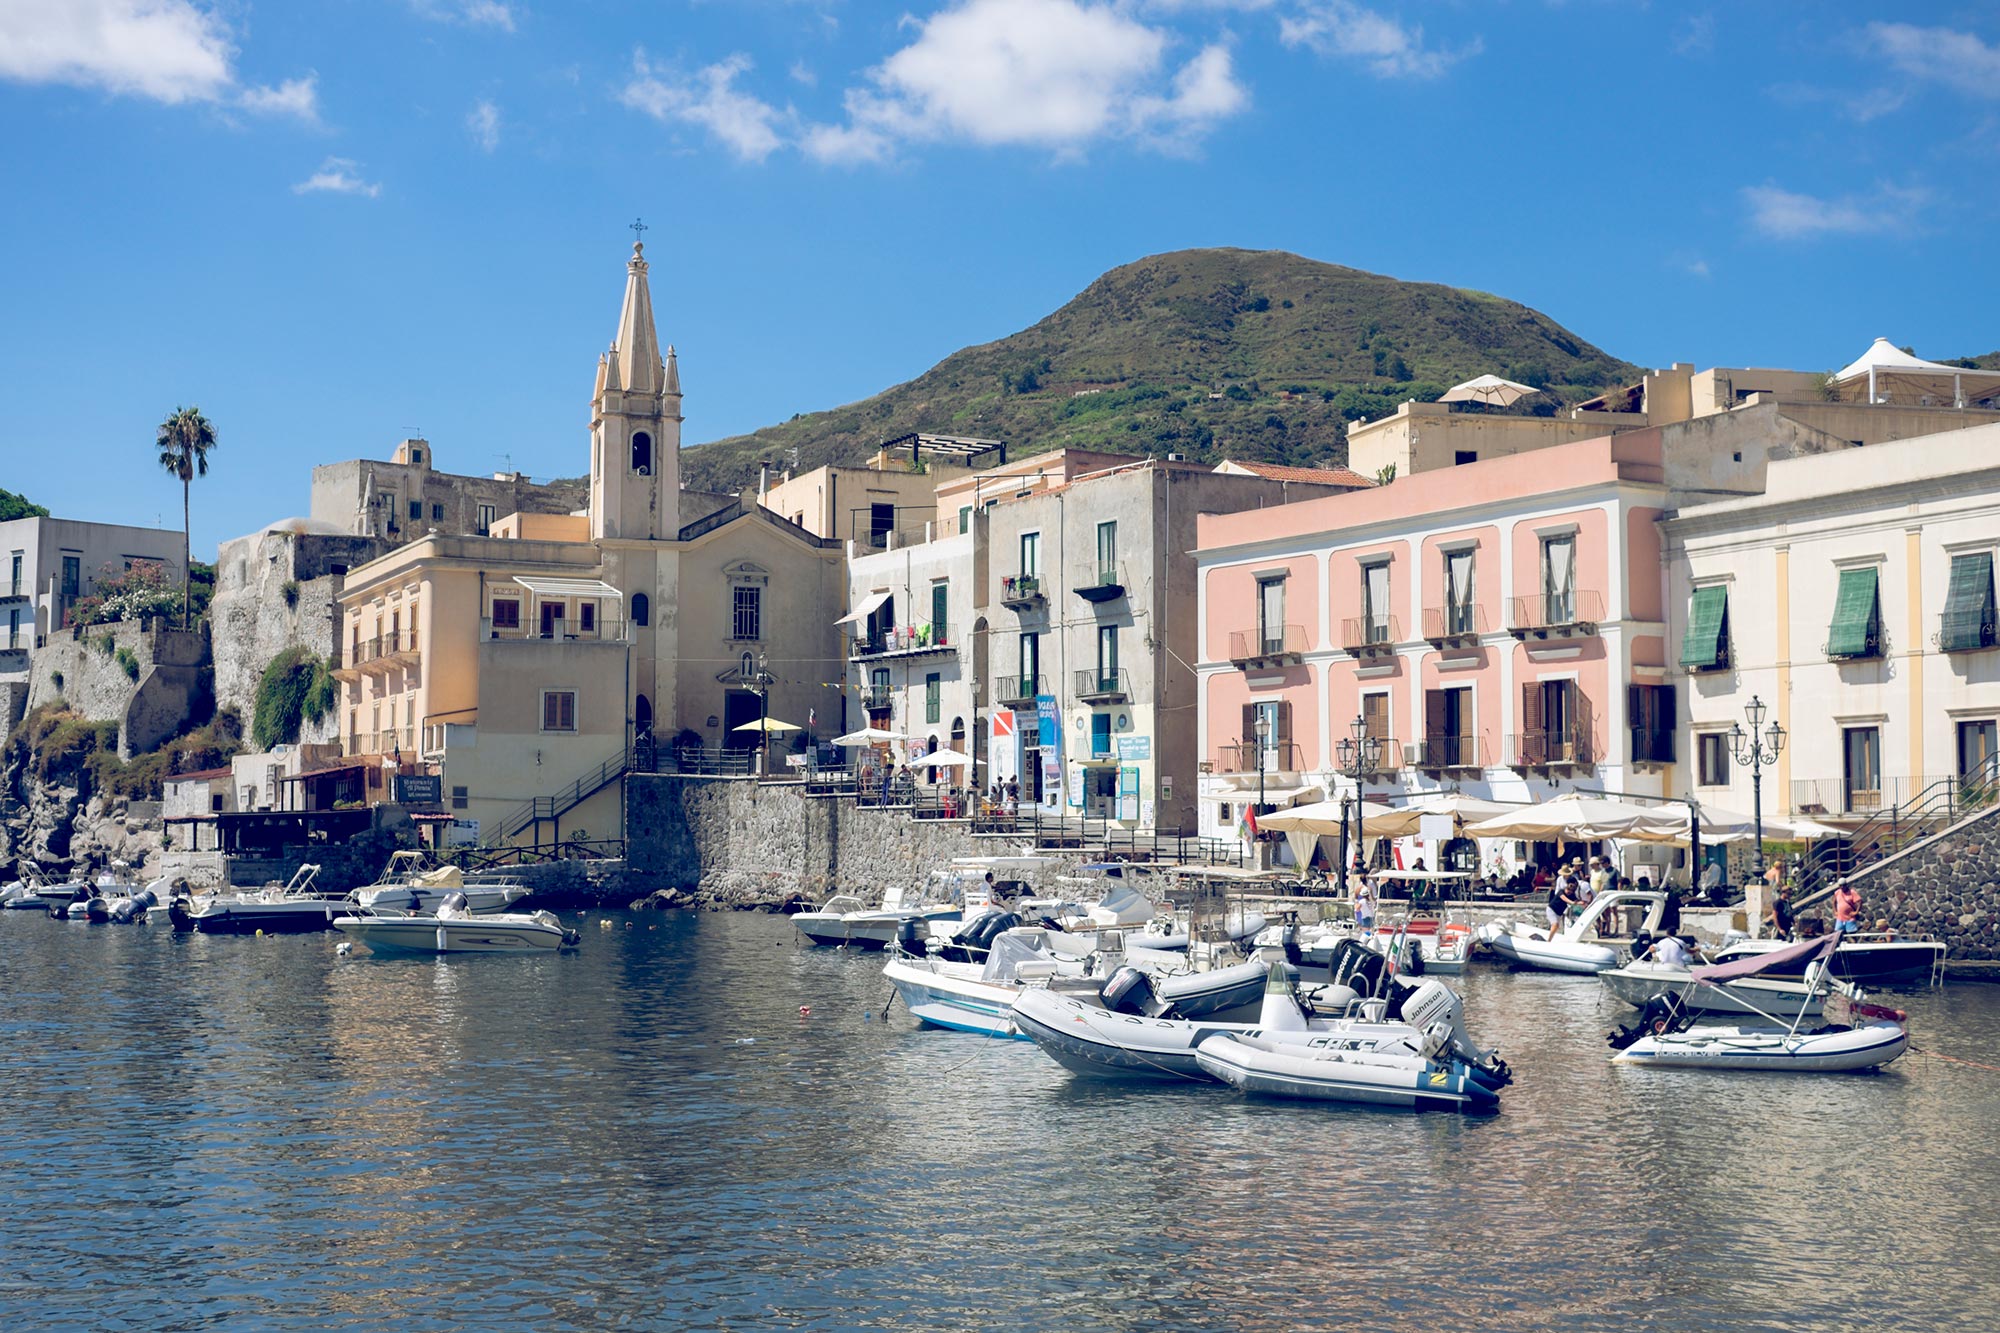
xmin=1481 ymin=927 xmax=1620 ymax=974
xmin=351 ymin=884 xmax=531 ymax=915
xmin=1195 ymin=1033 xmax=1501 ymax=1111
xmin=883 ymin=958 xmax=1027 ymax=1038
xmin=793 ymin=906 xmax=959 ymax=948
xmin=334 ymin=912 xmax=571 ymax=954
xmin=1614 ymin=1021 xmax=1907 ymax=1072
xmin=1599 ymin=966 xmax=1824 ymax=1019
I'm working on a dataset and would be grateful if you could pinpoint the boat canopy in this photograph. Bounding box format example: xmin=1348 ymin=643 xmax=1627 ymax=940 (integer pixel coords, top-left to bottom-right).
xmin=1091 ymin=885 xmax=1156 ymax=926
xmin=981 ymin=931 xmax=1049 ymax=982
xmin=1692 ymin=933 xmax=1836 ymax=984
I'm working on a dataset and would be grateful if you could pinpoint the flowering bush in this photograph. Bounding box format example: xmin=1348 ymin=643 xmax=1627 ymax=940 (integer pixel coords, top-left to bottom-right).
xmin=69 ymin=560 xmax=179 ymax=626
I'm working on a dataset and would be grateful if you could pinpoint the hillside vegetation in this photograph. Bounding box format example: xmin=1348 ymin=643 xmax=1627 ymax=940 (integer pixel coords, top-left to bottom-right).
xmin=683 ymin=248 xmax=1640 ymax=490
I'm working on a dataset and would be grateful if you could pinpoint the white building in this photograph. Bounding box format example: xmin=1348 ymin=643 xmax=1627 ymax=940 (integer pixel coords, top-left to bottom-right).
xmin=1664 ymin=422 xmax=2000 ymax=827
xmin=840 ymin=514 xmax=986 ymax=762
xmin=0 ymin=515 xmax=185 ymax=679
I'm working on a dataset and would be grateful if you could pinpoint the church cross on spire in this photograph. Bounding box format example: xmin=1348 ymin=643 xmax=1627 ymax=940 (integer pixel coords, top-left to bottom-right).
xmin=629 ymin=216 xmax=648 ymax=252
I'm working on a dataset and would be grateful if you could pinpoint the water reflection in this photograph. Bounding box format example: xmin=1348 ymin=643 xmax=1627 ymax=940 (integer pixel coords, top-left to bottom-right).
xmin=1 ymin=910 xmax=1998 ymax=1330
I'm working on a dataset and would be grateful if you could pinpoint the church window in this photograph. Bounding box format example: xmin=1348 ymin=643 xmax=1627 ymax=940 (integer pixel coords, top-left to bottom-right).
xmin=733 ymin=586 xmax=762 ymax=641
xmin=632 ymin=592 xmax=650 ymax=627
xmin=632 ymin=432 xmax=653 ymax=475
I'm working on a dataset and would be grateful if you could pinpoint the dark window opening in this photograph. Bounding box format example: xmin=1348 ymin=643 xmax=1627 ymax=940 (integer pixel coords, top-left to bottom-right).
xmin=631 ymin=592 xmax=650 ymax=626
xmin=632 ymin=432 xmax=653 ymax=474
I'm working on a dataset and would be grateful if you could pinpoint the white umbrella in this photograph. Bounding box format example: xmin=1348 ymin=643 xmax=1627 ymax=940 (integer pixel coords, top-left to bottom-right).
xmin=1463 ymin=793 xmax=1680 ymax=842
xmin=1438 ymin=374 xmax=1541 ymax=408
xmin=1258 ymin=798 xmax=1396 ymax=836
xmin=915 ymin=748 xmax=974 ymax=768
xmin=1783 ymin=817 xmax=1844 ymax=840
xmin=1362 ymin=793 xmax=1520 ymax=838
xmin=733 ymin=717 xmax=801 ymax=735
xmin=833 ymin=726 xmax=904 ymax=745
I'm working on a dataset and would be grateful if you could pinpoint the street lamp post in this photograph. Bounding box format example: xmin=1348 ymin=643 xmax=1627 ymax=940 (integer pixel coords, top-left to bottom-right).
xmin=1727 ymin=693 xmax=1786 ymax=881
xmin=1252 ymin=710 xmax=1270 ymax=868
xmin=1334 ymin=714 xmax=1383 ymax=887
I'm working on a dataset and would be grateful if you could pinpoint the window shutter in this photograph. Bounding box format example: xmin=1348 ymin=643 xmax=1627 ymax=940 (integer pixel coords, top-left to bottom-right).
xmin=1276 ymin=700 xmax=1293 ymax=744
xmin=1680 ymin=586 xmax=1729 ymax=668
xmin=1424 ymin=689 xmax=1449 ymax=742
xmin=1827 ymin=567 xmax=1881 ymax=657
xmin=1941 ymin=553 xmax=1996 ymax=652
xmin=1241 ymin=702 xmax=1256 ymax=746
xmin=1521 ymin=682 xmax=1545 ymax=765
xmin=1573 ymin=685 xmax=1594 ymax=761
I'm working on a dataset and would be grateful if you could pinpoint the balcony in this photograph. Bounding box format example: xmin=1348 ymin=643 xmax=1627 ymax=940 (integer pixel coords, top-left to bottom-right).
xmin=996 ymin=674 xmax=1046 ymax=708
xmin=849 ymin=625 xmax=956 ymax=661
xmin=1074 ymin=667 xmax=1131 ymax=703
xmin=1213 ymin=740 xmax=1304 ymax=775
xmin=1790 ymin=775 xmax=1953 ymax=818
xmin=1340 ymin=615 xmax=1401 ymax=659
xmin=1413 ymin=734 xmax=1488 ymax=774
xmin=335 ymin=632 xmax=421 ymax=680
xmin=1228 ymin=624 xmax=1308 ymax=669
xmin=1073 ymin=562 xmax=1127 ymax=604
xmin=1000 ymin=575 xmax=1047 ymax=611
xmin=860 ymin=686 xmax=893 ymax=713
xmin=1507 ymin=728 xmax=1597 ymax=772
xmin=1936 ymin=613 xmax=1999 ymax=655
xmin=1422 ymin=604 xmax=1489 ymax=649
xmin=1508 ymin=591 xmax=1604 ymax=640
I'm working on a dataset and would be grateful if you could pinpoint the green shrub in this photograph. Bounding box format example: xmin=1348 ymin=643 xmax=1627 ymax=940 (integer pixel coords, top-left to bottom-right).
xmin=281 ymin=580 xmax=300 ymax=609
xmin=96 ymin=633 xmax=116 ymax=656
xmin=50 ymin=670 xmax=63 ymax=692
xmin=253 ymin=647 xmax=337 ymax=750
xmin=115 ymin=647 xmax=140 ymax=680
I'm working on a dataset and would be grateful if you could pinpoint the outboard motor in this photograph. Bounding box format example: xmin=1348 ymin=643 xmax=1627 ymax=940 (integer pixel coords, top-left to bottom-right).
xmin=1326 ymin=938 xmax=1388 ymax=997
xmin=1608 ymin=992 xmax=1694 ymax=1050
xmin=438 ymin=890 xmax=470 ymax=918
xmin=894 ymin=917 xmax=932 ymax=958
xmin=1099 ymin=965 xmax=1173 ymax=1018
xmin=1630 ymin=929 xmax=1654 ymax=962
xmin=84 ymin=895 xmax=113 ymax=923
xmin=1400 ymin=937 xmax=1425 ymax=977
xmin=109 ymin=888 xmax=157 ymax=924
xmin=1278 ymin=923 xmax=1304 ymax=968
xmin=936 ymin=910 xmax=1021 ymax=962
xmin=168 ymin=895 xmax=197 ymax=931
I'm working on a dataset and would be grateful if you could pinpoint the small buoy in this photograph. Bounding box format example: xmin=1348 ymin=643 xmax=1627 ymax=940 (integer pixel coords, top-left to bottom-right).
xmin=255 ymin=929 xmax=265 ymax=937
xmin=335 ymin=941 xmax=353 ymax=956
xmin=798 ymin=1005 xmax=812 ymax=1018
xmin=599 ymin=919 xmax=613 ymax=930
xmin=735 ymin=1037 xmax=756 ymax=1045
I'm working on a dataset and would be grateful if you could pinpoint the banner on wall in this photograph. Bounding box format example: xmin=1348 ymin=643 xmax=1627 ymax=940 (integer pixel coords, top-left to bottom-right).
xmin=1036 ymin=695 xmax=1064 ymax=810
xmin=989 ymin=710 xmax=1018 ymax=789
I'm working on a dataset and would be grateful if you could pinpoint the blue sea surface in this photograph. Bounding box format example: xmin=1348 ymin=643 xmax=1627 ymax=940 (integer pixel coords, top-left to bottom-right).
xmin=2 ymin=909 xmax=1998 ymax=1331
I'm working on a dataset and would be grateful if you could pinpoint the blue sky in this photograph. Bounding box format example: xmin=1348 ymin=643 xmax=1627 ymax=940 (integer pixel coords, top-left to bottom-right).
xmin=2 ymin=1 xmax=1996 ymax=554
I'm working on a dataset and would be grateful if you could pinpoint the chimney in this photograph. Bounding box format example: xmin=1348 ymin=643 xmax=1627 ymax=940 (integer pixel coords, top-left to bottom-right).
xmin=758 ymin=461 xmax=771 ymax=498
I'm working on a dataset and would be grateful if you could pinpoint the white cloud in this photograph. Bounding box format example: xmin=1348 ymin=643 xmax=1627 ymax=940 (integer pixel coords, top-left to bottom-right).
xmin=804 ymin=0 xmax=1247 ymax=161
xmin=0 ymin=0 xmax=234 ymax=103
xmin=409 ymin=0 xmax=517 ymax=31
xmin=620 ymin=52 xmax=786 ymax=163
xmin=1684 ymin=258 xmax=1711 ymax=279
xmin=238 ymin=74 xmax=320 ymax=124
xmin=1866 ymin=22 xmax=2000 ymax=99
xmin=467 ymin=97 xmax=501 ymax=151
xmin=788 ymin=58 xmax=816 ymax=88
xmin=1279 ymin=1 xmax=1478 ymax=80
xmin=1671 ymin=13 xmax=1715 ymax=59
xmin=292 ymin=156 xmax=382 ymax=198
xmin=1743 ymin=182 xmax=1928 ymax=240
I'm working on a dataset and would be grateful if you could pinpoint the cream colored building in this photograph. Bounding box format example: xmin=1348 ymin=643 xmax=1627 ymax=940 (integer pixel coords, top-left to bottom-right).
xmin=333 ymin=240 xmax=845 ymax=844
xmin=759 ymin=437 xmax=982 ymax=546
xmin=1664 ymin=421 xmax=2000 ymax=828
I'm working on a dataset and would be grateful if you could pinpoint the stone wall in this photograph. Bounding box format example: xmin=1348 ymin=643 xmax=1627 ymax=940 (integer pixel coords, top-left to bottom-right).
xmin=1842 ymin=802 xmax=2000 ymax=960
xmin=26 ymin=619 xmax=209 ymax=757
xmin=626 ymin=774 xmax=1078 ymax=909
xmin=211 ymin=530 xmax=388 ymax=748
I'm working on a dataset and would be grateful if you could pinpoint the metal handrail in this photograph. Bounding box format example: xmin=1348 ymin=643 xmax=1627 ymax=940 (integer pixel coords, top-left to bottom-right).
xmin=1340 ymin=615 xmax=1401 ymax=652
xmin=1073 ymin=667 xmax=1132 ymax=698
xmin=1228 ymin=624 xmax=1308 ymax=663
xmin=995 ymin=674 xmax=1047 ymax=706
xmin=1796 ymin=750 xmax=2000 ymax=908
xmin=1508 ymin=590 xmax=1606 ymax=634
xmin=1421 ymin=604 xmax=1489 ymax=642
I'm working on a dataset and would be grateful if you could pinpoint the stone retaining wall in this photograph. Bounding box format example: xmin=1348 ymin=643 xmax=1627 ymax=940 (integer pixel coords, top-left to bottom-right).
xmin=1840 ymin=802 xmax=2000 ymax=960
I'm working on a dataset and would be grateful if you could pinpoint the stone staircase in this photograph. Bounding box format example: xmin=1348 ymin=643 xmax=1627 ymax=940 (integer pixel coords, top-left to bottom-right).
xmin=1805 ymin=800 xmax=2000 ymax=961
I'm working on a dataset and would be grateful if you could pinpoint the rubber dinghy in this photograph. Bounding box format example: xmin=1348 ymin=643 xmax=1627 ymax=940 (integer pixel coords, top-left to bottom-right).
xmin=1609 ymin=935 xmax=1909 ymax=1073
xmin=1013 ymin=962 xmax=1508 ymax=1090
xmin=1190 ymin=967 xmax=1506 ymax=1112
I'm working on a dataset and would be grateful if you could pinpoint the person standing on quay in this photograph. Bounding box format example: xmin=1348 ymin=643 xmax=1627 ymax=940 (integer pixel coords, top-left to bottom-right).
xmin=1833 ymin=882 xmax=1864 ymax=935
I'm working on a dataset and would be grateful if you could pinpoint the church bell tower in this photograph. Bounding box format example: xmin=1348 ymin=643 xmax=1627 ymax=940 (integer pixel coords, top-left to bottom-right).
xmin=590 ymin=238 xmax=682 ymax=541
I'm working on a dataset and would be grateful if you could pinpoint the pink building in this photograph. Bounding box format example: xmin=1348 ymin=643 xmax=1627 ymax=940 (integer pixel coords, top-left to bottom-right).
xmin=1194 ymin=434 xmax=1675 ymax=869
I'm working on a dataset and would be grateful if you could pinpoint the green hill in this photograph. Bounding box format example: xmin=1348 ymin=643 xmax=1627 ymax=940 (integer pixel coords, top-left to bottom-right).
xmin=0 ymin=487 xmax=50 ymax=522
xmin=683 ymin=248 xmax=1640 ymax=490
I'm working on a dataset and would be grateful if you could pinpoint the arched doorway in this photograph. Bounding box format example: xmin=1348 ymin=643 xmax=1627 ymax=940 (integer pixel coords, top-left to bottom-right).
xmin=635 ymin=694 xmax=653 ymax=738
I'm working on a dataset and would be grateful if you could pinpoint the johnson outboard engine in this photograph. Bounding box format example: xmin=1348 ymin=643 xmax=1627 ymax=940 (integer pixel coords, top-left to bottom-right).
xmin=1399 ymin=978 xmax=1511 ymax=1085
xmin=1325 ymin=938 xmax=1388 ymax=997
xmin=1098 ymin=965 xmax=1176 ymax=1018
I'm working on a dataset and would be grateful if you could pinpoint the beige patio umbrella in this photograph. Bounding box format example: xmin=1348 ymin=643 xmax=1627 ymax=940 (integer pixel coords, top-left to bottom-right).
xmin=1361 ymin=793 xmax=1520 ymax=838
xmin=1258 ymin=798 xmax=1396 ymax=835
xmin=1463 ymin=792 xmax=1679 ymax=841
xmin=732 ymin=717 xmax=801 ymax=735
xmin=1439 ymin=374 xmax=1541 ymax=408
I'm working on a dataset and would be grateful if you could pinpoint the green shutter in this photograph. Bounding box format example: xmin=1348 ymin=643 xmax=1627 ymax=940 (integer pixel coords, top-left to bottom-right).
xmin=1940 ymin=553 xmax=1996 ymax=653
xmin=1827 ymin=567 xmax=1880 ymax=658
xmin=1680 ymin=586 xmax=1729 ymax=668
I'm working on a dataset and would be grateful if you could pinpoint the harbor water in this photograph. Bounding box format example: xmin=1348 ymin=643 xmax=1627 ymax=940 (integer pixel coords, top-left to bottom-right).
xmin=4 ymin=909 xmax=1999 ymax=1331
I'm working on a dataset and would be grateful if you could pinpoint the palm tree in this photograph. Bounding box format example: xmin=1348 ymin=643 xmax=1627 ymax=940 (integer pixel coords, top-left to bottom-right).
xmin=156 ymin=406 xmax=217 ymax=627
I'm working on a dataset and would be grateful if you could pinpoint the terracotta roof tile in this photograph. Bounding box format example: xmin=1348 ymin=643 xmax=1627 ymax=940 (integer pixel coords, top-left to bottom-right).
xmin=1227 ymin=461 xmax=1375 ymax=488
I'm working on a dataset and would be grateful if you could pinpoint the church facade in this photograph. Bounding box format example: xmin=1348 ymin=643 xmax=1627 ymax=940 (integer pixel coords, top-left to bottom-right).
xmin=330 ymin=240 xmax=845 ymax=845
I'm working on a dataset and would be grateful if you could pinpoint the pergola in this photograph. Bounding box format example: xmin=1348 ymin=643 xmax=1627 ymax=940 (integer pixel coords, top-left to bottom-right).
xmin=1828 ymin=337 xmax=2000 ymax=409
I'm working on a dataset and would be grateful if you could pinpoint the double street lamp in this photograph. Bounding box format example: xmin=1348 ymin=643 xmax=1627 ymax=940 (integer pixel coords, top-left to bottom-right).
xmin=1728 ymin=694 xmax=1786 ymax=880
xmin=1252 ymin=710 xmax=1270 ymax=867
xmin=1334 ymin=714 xmax=1384 ymax=885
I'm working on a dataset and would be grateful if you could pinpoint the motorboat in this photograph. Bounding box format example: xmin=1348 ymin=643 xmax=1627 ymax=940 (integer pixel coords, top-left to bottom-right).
xmin=348 ymin=852 xmax=532 ymax=915
xmin=333 ymin=892 xmax=580 ymax=955
xmin=1283 ymin=915 xmax=1475 ymax=978
xmin=791 ymin=883 xmax=962 ymax=949
xmin=1706 ymin=934 xmax=1945 ymax=987
xmin=1609 ymin=936 xmax=1909 ymax=1073
xmin=883 ymin=921 xmax=1275 ymax=1038
xmin=1014 ymin=960 xmax=1508 ymax=1092
xmin=2 ymin=868 xmax=83 ymax=911
xmin=1476 ymin=890 xmax=1672 ymax=974
xmin=168 ymin=864 xmax=350 ymax=934
xmin=1598 ymin=959 xmax=1825 ymax=1020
